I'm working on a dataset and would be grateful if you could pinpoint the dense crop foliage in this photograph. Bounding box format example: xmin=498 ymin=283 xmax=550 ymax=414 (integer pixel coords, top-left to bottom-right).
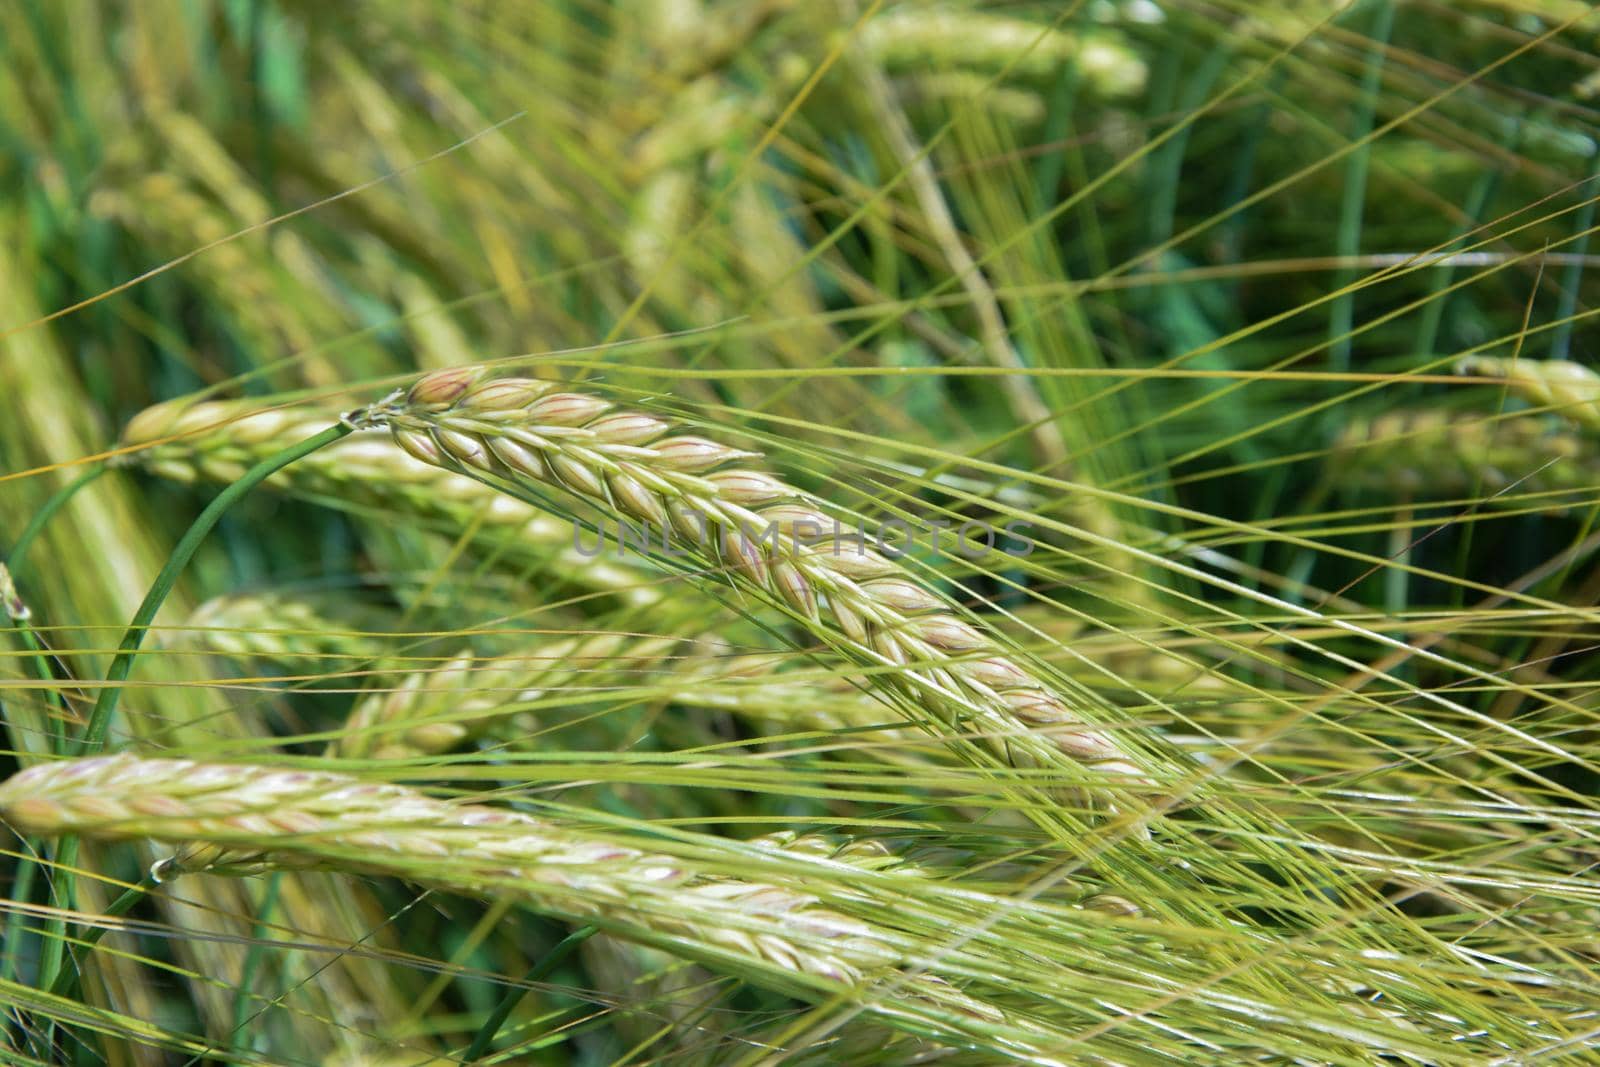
xmin=3 ymin=3 xmax=1599 ymax=1063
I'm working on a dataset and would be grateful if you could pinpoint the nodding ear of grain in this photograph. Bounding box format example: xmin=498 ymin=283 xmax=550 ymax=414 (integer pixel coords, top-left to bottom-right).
xmin=336 ymin=635 xmax=939 ymax=766
xmin=173 ymin=592 xmax=390 ymax=676
xmin=0 ymin=755 xmax=1011 ymax=1036
xmin=1334 ymin=409 xmax=1595 ymax=499
xmin=380 ymin=369 xmax=1160 ymax=813
xmin=861 ymin=10 xmax=1147 ymax=96
xmin=1457 ymin=356 xmax=1600 ymax=430
xmin=334 ymin=633 xmax=682 ymax=760
xmin=119 ymin=397 xmax=655 ymax=603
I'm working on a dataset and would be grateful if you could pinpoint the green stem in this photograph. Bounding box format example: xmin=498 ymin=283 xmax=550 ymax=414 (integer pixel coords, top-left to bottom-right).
xmin=46 ymin=872 xmax=159 ymax=999
xmin=1412 ymin=144 xmax=1507 ymax=359
xmin=1550 ymin=158 xmax=1600 ymax=362
xmin=0 ymin=847 xmax=39 ymax=984
xmin=3 ymin=464 xmax=105 ymax=749
xmin=1328 ymin=0 xmax=1395 ymax=374
xmin=1 ymin=571 xmax=66 ymax=755
xmin=80 ymin=421 xmax=352 ymax=754
xmin=7 ymin=465 xmax=106 ymax=584
xmin=34 ymin=837 xmax=79 ymax=1001
xmin=462 ymin=924 xmax=598 ymax=1063
xmin=29 ymin=422 xmax=349 ymax=1019
xmin=228 ymin=873 xmax=282 ymax=1062
xmin=3 ymin=466 xmax=104 ymax=1008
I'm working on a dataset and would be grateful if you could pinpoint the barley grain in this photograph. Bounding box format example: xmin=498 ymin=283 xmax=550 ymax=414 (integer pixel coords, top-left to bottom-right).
xmin=366 ymin=370 xmax=1154 ymax=809
xmin=0 ymin=756 xmax=1012 ymax=1035
xmin=668 ymin=648 xmax=932 ymax=749
xmin=1457 ymin=356 xmax=1600 ymax=430
xmin=863 ymin=11 xmax=1146 ymax=96
xmin=119 ymin=398 xmax=654 ymax=602
xmin=313 ymin=630 xmax=951 ymax=801
xmin=344 ymin=630 xmax=924 ymax=761
xmin=906 ymin=72 xmax=1048 ymax=125
xmin=1334 ymin=410 xmax=1598 ymax=500
xmin=337 ymin=634 xmax=681 ymax=759
xmin=176 ymin=592 xmax=389 ymax=676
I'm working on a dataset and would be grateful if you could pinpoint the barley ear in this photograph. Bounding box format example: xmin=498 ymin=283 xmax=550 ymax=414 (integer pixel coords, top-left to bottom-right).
xmin=118 ymin=397 xmax=656 ymax=603
xmin=0 ymin=755 xmax=1018 ymax=1045
xmin=1457 ymin=356 xmax=1600 ymax=430
xmin=376 ymin=370 xmax=1164 ymax=817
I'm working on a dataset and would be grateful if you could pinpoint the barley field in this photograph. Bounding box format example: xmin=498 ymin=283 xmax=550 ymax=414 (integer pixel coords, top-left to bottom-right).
xmin=4 ymin=2 xmax=1600 ymax=1064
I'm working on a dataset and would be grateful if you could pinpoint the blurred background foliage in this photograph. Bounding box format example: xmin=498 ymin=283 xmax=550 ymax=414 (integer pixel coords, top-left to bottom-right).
xmin=3 ymin=0 xmax=1600 ymax=1063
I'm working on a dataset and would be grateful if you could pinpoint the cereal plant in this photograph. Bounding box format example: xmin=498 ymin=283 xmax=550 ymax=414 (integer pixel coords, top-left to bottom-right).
xmin=3 ymin=3 xmax=1600 ymax=1064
